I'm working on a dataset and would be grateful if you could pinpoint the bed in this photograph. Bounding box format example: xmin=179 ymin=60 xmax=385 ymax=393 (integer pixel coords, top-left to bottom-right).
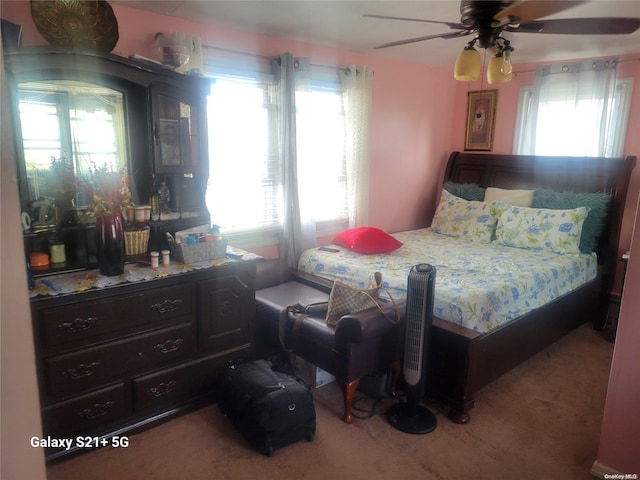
xmin=297 ymin=151 xmax=636 ymax=423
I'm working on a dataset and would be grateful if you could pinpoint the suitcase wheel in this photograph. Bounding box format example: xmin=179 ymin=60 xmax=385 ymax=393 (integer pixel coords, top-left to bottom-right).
xmin=264 ymin=444 xmax=274 ymax=457
xmin=306 ymin=430 xmax=314 ymax=442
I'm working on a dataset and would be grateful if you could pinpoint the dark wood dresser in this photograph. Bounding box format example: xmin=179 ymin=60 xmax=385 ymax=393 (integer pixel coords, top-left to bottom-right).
xmin=30 ymin=259 xmax=257 ymax=461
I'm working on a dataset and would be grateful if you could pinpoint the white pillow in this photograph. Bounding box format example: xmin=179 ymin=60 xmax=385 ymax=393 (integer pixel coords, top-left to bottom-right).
xmin=484 ymin=187 xmax=534 ymax=207
xmin=492 ymin=203 xmax=590 ymax=254
xmin=431 ymin=190 xmax=497 ymax=243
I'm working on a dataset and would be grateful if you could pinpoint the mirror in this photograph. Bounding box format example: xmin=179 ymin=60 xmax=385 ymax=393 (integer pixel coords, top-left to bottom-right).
xmin=18 ymin=80 xmax=128 ymax=229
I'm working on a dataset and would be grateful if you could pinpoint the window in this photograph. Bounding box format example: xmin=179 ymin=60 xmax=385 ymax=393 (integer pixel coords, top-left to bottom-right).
xmin=206 ymin=78 xmax=278 ymax=233
xmin=295 ymin=87 xmax=348 ymax=223
xmin=205 ymin=71 xmax=347 ymax=243
xmin=513 ymin=78 xmax=632 ymax=157
xmin=19 ymin=92 xmax=67 ymax=171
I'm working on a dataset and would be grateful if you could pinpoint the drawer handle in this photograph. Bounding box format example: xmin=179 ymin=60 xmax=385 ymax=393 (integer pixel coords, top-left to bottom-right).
xmin=79 ymin=401 xmax=116 ymax=420
xmin=147 ymin=380 xmax=177 ymax=397
xmin=62 ymin=362 xmax=102 ymax=379
xmin=58 ymin=317 xmax=97 ymax=333
xmin=151 ymin=299 xmax=183 ymax=313
xmin=153 ymin=338 xmax=184 ymax=354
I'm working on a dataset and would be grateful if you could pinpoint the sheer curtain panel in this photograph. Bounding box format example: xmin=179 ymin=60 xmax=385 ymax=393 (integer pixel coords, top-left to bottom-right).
xmin=517 ymin=57 xmax=618 ymax=157
xmin=339 ymin=65 xmax=374 ymax=228
xmin=272 ymin=53 xmax=317 ymax=268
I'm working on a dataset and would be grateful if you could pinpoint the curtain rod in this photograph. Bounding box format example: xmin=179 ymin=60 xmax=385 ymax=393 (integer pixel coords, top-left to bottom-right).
xmin=201 ymin=43 xmax=347 ymax=72
xmin=202 ymin=43 xmax=271 ymax=61
xmin=203 ymin=43 xmax=637 ymax=75
xmin=514 ymin=57 xmax=640 ymax=76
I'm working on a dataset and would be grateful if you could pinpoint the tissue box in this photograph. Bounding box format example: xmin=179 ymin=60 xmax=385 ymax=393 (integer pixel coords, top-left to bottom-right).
xmin=169 ymin=238 xmax=227 ymax=264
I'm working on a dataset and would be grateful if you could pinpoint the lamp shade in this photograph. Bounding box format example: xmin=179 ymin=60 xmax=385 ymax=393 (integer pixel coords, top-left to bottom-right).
xmin=454 ymin=47 xmax=482 ymax=81
xmin=487 ymin=55 xmax=513 ymax=84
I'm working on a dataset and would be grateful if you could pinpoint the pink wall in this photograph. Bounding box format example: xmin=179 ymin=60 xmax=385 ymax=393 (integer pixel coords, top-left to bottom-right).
xmin=597 ymin=193 xmax=640 ymax=475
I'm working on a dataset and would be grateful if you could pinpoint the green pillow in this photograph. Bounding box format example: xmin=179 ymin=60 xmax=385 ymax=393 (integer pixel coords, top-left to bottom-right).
xmin=443 ymin=182 xmax=486 ymax=201
xmin=531 ymin=190 xmax=611 ymax=254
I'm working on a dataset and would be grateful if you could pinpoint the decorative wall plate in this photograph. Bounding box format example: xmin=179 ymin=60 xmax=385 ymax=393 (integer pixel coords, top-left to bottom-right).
xmin=30 ymin=0 xmax=119 ymax=52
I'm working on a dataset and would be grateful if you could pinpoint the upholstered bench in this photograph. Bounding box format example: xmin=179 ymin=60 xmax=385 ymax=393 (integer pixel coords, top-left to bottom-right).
xmin=255 ymin=261 xmax=404 ymax=423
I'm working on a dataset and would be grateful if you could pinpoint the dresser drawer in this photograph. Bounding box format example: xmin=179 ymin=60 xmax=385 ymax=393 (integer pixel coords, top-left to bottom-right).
xmin=44 ymin=322 xmax=196 ymax=398
xmin=38 ymin=283 xmax=195 ymax=348
xmin=133 ymin=345 xmax=252 ymax=411
xmin=41 ymin=382 xmax=131 ymax=440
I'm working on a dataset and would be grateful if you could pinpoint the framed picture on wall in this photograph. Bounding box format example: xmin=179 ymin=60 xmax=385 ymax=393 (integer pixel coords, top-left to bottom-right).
xmin=464 ymin=90 xmax=498 ymax=151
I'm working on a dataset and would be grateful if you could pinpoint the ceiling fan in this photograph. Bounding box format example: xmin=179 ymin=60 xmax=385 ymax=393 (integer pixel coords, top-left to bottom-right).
xmin=365 ymin=1 xmax=640 ymax=83
xmin=366 ymin=1 xmax=640 ymax=50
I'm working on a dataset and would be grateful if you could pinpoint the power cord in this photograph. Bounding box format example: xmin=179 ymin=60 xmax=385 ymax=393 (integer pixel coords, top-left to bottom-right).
xmin=352 ymin=393 xmax=402 ymax=419
xmin=351 ymin=391 xmax=446 ymax=420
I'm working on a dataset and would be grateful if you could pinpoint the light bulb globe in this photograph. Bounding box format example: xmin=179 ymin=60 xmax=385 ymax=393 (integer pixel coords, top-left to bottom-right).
xmin=454 ymin=47 xmax=482 ymax=82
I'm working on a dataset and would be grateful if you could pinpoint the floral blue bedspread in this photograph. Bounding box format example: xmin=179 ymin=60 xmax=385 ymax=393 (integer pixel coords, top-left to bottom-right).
xmin=298 ymin=228 xmax=597 ymax=333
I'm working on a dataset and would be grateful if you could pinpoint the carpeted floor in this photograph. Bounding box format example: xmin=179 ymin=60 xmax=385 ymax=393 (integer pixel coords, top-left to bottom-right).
xmin=46 ymin=323 xmax=613 ymax=480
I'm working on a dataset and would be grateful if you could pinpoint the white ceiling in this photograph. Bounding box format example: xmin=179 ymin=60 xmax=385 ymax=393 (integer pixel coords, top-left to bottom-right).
xmin=113 ymin=1 xmax=640 ymax=68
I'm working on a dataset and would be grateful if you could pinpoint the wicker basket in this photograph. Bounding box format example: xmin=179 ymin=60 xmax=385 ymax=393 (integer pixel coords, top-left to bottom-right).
xmin=124 ymin=228 xmax=150 ymax=256
xmin=169 ymin=237 xmax=227 ymax=264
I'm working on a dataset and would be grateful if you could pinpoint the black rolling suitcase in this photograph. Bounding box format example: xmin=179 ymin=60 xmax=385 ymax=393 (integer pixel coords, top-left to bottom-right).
xmin=218 ymin=360 xmax=316 ymax=456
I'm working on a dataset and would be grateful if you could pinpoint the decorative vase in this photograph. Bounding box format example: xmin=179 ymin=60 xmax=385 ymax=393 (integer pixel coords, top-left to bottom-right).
xmin=95 ymin=212 xmax=125 ymax=276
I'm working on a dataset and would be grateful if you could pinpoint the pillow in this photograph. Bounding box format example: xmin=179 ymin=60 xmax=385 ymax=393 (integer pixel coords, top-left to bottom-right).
xmin=531 ymin=190 xmax=611 ymax=253
xmin=443 ymin=181 xmax=486 ymax=201
xmin=493 ymin=203 xmax=590 ymax=254
xmin=431 ymin=190 xmax=496 ymax=243
xmin=333 ymin=227 xmax=403 ymax=254
xmin=484 ymin=187 xmax=534 ymax=207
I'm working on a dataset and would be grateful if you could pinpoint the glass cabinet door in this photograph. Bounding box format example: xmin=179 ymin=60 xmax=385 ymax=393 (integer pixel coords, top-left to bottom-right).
xmin=152 ymin=85 xmax=200 ymax=173
xmin=16 ymin=80 xmax=128 ymax=229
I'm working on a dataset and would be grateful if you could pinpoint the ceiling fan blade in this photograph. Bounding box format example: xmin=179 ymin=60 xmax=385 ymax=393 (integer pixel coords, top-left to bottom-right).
xmin=363 ymin=14 xmax=466 ymax=30
xmin=494 ymin=1 xmax=585 ymax=24
xmin=374 ymin=31 xmax=472 ymax=50
xmin=506 ymin=18 xmax=640 ymax=35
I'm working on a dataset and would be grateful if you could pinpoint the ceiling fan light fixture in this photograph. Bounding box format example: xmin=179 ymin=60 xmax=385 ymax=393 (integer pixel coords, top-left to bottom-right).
xmin=501 ymin=46 xmax=513 ymax=75
xmin=454 ymin=43 xmax=482 ymax=82
xmin=487 ymin=54 xmax=512 ymax=84
xmin=487 ymin=38 xmax=514 ymax=84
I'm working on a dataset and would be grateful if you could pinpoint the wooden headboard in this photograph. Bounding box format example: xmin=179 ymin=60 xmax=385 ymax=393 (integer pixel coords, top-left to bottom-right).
xmin=443 ymin=151 xmax=636 ymax=293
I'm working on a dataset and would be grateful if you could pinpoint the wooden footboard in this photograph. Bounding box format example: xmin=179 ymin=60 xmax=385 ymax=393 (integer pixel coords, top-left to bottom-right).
xmin=427 ymin=277 xmax=603 ymax=423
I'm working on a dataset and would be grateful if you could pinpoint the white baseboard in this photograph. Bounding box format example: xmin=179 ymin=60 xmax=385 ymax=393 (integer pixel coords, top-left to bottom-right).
xmin=591 ymin=460 xmax=622 ymax=479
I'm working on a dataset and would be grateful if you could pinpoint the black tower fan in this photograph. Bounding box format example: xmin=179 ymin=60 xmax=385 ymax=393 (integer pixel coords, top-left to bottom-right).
xmin=387 ymin=263 xmax=437 ymax=434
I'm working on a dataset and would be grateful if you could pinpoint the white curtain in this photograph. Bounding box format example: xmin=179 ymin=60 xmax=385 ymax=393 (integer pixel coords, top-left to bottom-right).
xmin=339 ymin=65 xmax=374 ymax=228
xmin=272 ymin=53 xmax=316 ymax=268
xmin=273 ymin=57 xmax=373 ymax=266
xmin=519 ymin=57 xmax=618 ymax=157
